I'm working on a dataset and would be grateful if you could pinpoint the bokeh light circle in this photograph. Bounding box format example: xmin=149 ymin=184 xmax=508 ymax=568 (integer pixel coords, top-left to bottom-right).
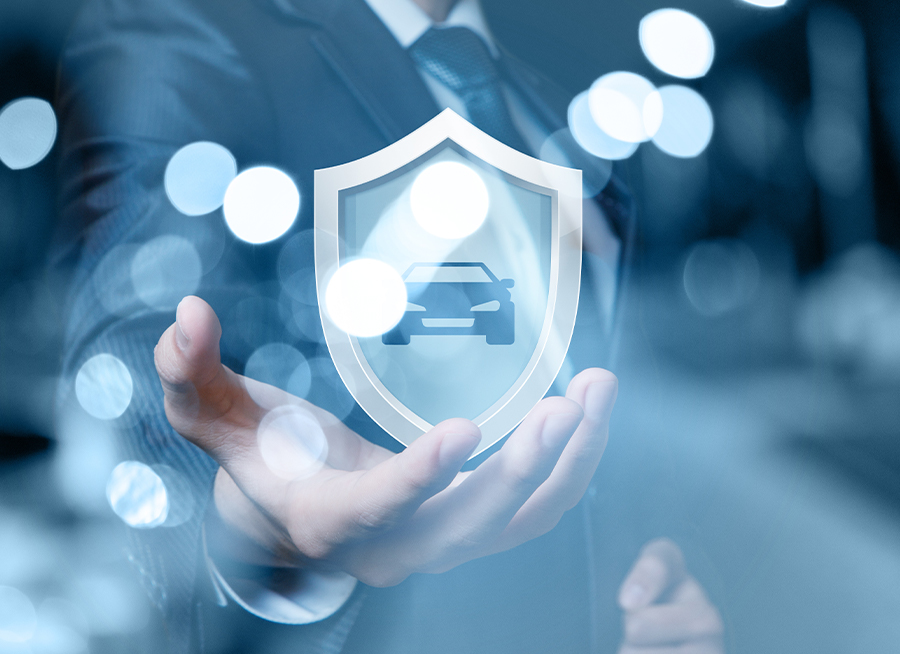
xmin=257 ymin=405 xmax=328 ymax=480
xmin=244 ymin=343 xmax=312 ymax=403
xmin=164 ymin=141 xmax=237 ymax=216
xmin=683 ymin=239 xmax=760 ymax=316
xmin=0 ymin=586 xmax=37 ymax=643
xmin=106 ymin=461 xmax=169 ymax=528
xmin=567 ymin=92 xmax=639 ymax=161
xmin=325 ymin=259 xmax=407 ymax=338
xmin=410 ymin=161 xmax=489 ymax=239
xmin=639 ymin=9 xmax=715 ymax=79
xmin=652 ymin=85 xmax=715 ymax=158
xmin=588 ymin=72 xmax=663 ymax=143
xmin=539 ymin=128 xmax=613 ymax=197
xmin=0 ymin=97 xmax=57 ymax=170
xmin=741 ymin=0 xmax=787 ymax=7
xmin=131 ymin=235 xmax=202 ymax=310
xmin=75 ymin=354 xmax=134 ymax=420
xmin=223 ymin=166 xmax=300 ymax=244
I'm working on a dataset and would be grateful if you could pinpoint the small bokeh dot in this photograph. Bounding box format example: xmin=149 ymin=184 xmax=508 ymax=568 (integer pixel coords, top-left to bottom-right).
xmin=75 ymin=354 xmax=134 ymax=420
xmin=0 ymin=97 xmax=57 ymax=170
xmin=106 ymin=461 xmax=169 ymax=529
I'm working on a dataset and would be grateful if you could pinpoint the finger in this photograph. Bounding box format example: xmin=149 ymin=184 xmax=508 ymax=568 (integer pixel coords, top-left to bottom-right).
xmin=417 ymin=396 xmax=584 ymax=569
xmin=338 ymin=419 xmax=482 ymax=536
xmin=492 ymin=369 xmax=617 ymax=548
xmin=619 ymin=538 xmax=687 ymax=611
xmin=622 ymin=592 xmax=724 ymax=646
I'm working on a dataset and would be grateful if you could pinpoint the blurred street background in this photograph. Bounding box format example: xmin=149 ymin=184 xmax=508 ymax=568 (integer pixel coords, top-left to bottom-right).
xmin=2 ymin=0 xmax=899 ymax=652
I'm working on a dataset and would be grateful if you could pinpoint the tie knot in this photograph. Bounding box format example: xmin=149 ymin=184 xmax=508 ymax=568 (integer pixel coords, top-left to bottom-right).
xmin=409 ymin=26 xmax=499 ymax=94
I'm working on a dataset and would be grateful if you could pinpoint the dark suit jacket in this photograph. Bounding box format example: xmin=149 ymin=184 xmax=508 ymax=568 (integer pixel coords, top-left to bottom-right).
xmin=55 ymin=0 xmax=634 ymax=652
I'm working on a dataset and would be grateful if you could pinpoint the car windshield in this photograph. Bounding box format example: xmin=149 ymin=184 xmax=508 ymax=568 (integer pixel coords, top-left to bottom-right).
xmin=405 ymin=265 xmax=493 ymax=284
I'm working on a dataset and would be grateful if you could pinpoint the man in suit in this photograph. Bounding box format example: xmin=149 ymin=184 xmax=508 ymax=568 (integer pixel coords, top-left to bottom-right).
xmin=56 ymin=0 xmax=724 ymax=651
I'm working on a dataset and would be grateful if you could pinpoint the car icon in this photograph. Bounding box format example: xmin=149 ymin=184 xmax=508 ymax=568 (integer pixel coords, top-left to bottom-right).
xmin=382 ymin=262 xmax=515 ymax=345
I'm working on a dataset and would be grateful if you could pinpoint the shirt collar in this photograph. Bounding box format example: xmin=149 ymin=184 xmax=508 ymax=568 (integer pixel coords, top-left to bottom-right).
xmin=364 ymin=0 xmax=497 ymax=55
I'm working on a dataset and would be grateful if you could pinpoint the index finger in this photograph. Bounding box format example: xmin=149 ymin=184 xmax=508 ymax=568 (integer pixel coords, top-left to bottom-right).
xmin=619 ymin=538 xmax=687 ymax=611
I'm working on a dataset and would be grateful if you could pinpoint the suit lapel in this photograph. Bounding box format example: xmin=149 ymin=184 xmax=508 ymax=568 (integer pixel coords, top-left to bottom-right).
xmin=307 ymin=0 xmax=440 ymax=143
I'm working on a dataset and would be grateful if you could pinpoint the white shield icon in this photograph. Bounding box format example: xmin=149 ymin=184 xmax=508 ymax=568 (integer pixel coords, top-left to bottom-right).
xmin=315 ymin=109 xmax=582 ymax=457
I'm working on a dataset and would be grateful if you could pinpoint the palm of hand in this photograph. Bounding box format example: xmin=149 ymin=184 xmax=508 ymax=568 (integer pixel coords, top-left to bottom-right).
xmin=155 ymin=296 xmax=617 ymax=587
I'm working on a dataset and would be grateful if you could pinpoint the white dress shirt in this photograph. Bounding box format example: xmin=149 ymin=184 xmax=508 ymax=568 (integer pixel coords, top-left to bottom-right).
xmin=208 ymin=0 xmax=621 ymax=626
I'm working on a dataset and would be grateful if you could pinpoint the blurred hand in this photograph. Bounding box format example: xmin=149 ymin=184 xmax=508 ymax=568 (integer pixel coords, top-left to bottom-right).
xmin=154 ymin=296 xmax=618 ymax=587
xmin=618 ymin=538 xmax=724 ymax=654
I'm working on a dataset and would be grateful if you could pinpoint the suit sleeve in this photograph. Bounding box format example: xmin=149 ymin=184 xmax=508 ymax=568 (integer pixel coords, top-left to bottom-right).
xmin=53 ymin=0 xmax=362 ymax=650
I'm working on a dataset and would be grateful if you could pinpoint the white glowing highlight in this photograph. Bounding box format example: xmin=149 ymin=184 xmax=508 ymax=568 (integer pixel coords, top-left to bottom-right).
xmin=567 ymin=92 xmax=639 ymax=161
xmin=0 ymin=98 xmax=57 ymax=170
xmin=325 ymin=259 xmax=408 ymax=338
xmin=740 ymin=0 xmax=787 ymax=6
xmin=0 ymin=586 xmax=37 ymax=643
xmin=652 ymin=85 xmax=714 ymax=158
xmin=106 ymin=461 xmax=169 ymax=528
xmin=410 ymin=161 xmax=489 ymax=239
xmin=639 ymin=9 xmax=714 ymax=79
xmin=258 ymin=405 xmax=328 ymax=480
xmin=131 ymin=235 xmax=202 ymax=310
xmin=165 ymin=141 xmax=237 ymax=215
xmin=75 ymin=354 xmax=133 ymax=420
xmin=223 ymin=167 xmax=300 ymax=244
xmin=588 ymin=72 xmax=663 ymax=143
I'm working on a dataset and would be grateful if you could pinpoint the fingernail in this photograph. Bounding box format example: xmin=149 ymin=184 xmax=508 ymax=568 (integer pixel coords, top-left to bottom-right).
xmin=585 ymin=379 xmax=616 ymax=422
xmin=620 ymin=583 xmax=646 ymax=610
xmin=175 ymin=304 xmax=191 ymax=351
xmin=541 ymin=412 xmax=582 ymax=450
xmin=439 ymin=430 xmax=481 ymax=467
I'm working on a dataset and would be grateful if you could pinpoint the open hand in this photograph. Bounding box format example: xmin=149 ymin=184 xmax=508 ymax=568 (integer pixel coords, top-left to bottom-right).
xmin=154 ymin=296 xmax=617 ymax=587
xmin=618 ymin=538 xmax=724 ymax=653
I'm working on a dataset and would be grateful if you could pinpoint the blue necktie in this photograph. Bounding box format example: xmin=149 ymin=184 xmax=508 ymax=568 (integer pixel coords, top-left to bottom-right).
xmin=409 ymin=26 xmax=529 ymax=154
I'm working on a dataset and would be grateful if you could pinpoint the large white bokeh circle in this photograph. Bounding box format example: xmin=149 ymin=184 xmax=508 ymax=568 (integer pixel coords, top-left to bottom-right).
xmin=567 ymin=91 xmax=639 ymax=161
xmin=410 ymin=161 xmax=489 ymax=239
xmin=165 ymin=141 xmax=237 ymax=216
xmin=639 ymin=9 xmax=715 ymax=80
xmin=588 ymin=72 xmax=663 ymax=144
xmin=325 ymin=259 xmax=407 ymax=338
xmin=223 ymin=167 xmax=300 ymax=244
xmin=652 ymin=85 xmax=714 ymax=158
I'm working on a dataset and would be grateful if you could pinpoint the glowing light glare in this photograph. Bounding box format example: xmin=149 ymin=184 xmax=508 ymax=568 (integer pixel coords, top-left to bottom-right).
xmin=106 ymin=461 xmax=169 ymax=528
xmin=325 ymin=259 xmax=407 ymax=337
xmin=639 ymin=9 xmax=714 ymax=79
xmin=164 ymin=141 xmax=237 ymax=215
xmin=75 ymin=354 xmax=134 ymax=420
xmin=131 ymin=235 xmax=202 ymax=310
xmin=567 ymin=92 xmax=638 ymax=161
xmin=257 ymin=405 xmax=328 ymax=480
xmin=0 ymin=97 xmax=57 ymax=170
xmin=410 ymin=161 xmax=489 ymax=239
xmin=652 ymin=86 xmax=715 ymax=158
xmin=741 ymin=0 xmax=787 ymax=7
xmin=0 ymin=586 xmax=37 ymax=643
xmin=223 ymin=167 xmax=300 ymax=244
xmin=588 ymin=72 xmax=663 ymax=143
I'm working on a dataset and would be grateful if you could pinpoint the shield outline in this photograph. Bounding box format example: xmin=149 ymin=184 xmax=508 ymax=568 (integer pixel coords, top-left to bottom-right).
xmin=314 ymin=109 xmax=582 ymax=456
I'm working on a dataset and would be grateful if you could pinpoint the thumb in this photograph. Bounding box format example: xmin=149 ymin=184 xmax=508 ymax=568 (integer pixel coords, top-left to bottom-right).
xmin=154 ymin=296 xmax=244 ymax=446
